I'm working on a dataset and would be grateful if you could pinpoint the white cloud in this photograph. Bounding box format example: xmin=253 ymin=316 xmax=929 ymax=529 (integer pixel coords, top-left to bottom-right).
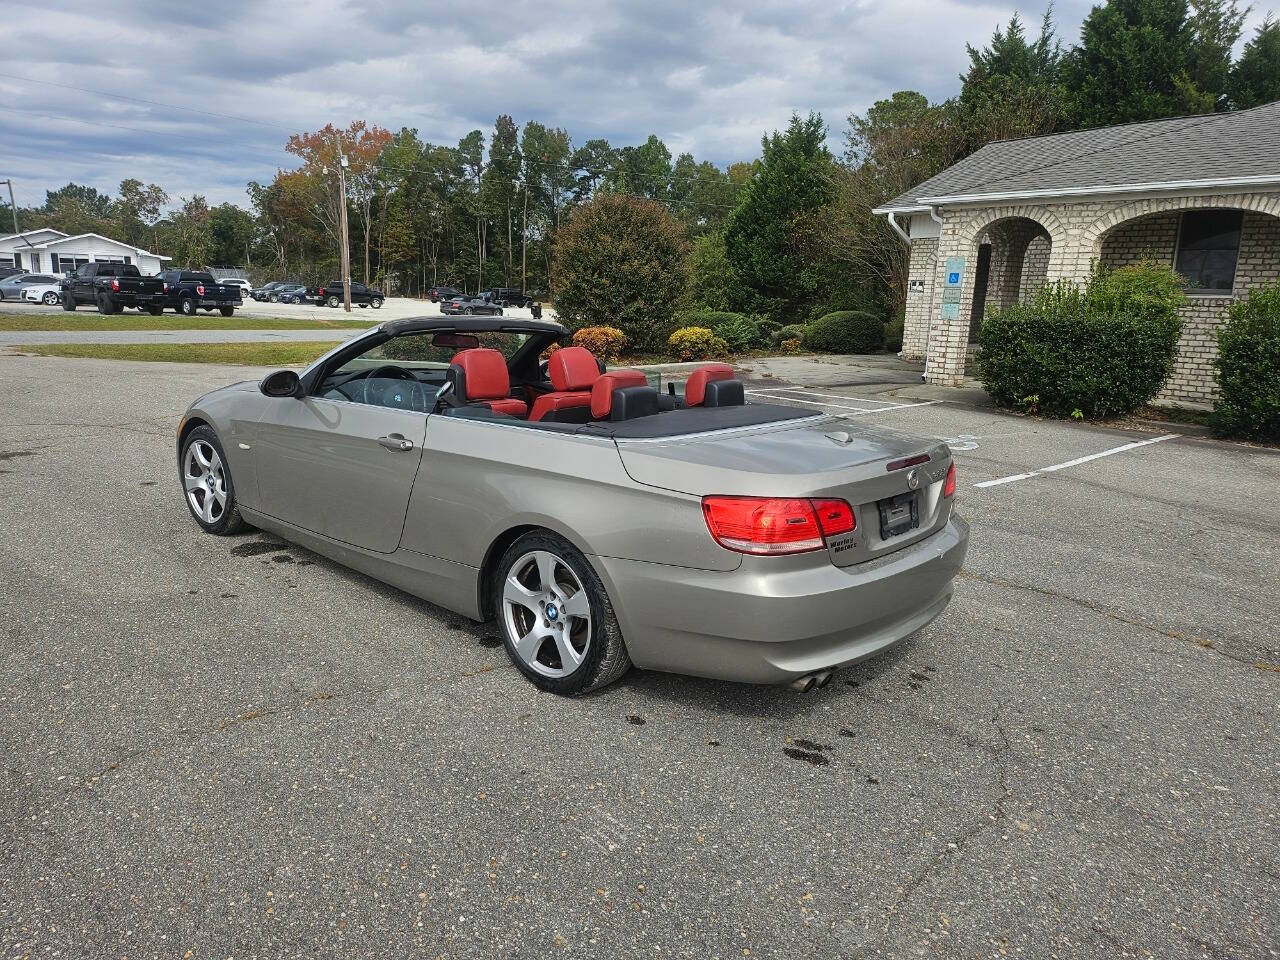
xmin=0 ymin=0 xmax=1269 ymax=209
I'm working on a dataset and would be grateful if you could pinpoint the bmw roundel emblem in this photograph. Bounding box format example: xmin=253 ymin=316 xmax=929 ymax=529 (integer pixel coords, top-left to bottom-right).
xmin=907 ymin=468 xmax=920 ymax=490
xmin=393 ymin=393 xmax=403 ymax=403
xmin=546 ymin=603 xmax=559 ymax=621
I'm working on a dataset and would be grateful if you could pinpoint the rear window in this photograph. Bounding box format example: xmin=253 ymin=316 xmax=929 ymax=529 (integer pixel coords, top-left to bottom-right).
xmin=183 ymin=272 xmax=216 ymax=283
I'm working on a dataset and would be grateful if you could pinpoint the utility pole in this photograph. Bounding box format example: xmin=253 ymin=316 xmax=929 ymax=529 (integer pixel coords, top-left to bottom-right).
xmin=1 ymin=179 xmax=20 ymax=235
xmin=336 ymin=149 xmax=352 ymax=312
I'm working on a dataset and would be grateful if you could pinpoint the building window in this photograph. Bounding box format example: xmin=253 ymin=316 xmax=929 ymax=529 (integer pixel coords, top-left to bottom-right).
xmin=1175 ymin=210 xmax=1242 ymax=294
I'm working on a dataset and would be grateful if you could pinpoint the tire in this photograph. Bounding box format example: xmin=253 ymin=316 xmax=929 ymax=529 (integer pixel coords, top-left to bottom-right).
xmin=180 ymin=297 xmax=196 ymax=317
xmin=463 ymin=307 xmax=474 ymax=315
xmin=62 ymin=294 xmax=76 ymax=311
xmin=327 ymin=295 xmax=340 ymax=308
xmin=179 ymin=425 xmax=247 ymax=535
xmin=370 ymin=298 xmax=382 ymax=309
xmin=42 ymin=291 xmax=59 ymax=305
xmin=219 ymin=306 xmax=235 ymax=317
xmin=493 ymin=530 xmax=631 ymax=695
xmin=97 ymin=293 xmax=118 ymax=315
xmin=269 ymin=294 xmax=279 ymax=303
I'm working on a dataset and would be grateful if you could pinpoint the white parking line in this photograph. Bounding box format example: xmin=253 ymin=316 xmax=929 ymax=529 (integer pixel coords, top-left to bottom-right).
xmin=974 ymin=433 xmax=1181 ymax=488
xmin=747 ymin=388 xmax=942 ymax=416
xmin=754 ymin=387 xmax=908 ymax=406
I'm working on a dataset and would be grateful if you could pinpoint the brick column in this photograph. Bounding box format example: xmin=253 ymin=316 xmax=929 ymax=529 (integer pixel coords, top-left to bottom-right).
xmin=900 ymin=237 xmax=937 ymax=362
xmin=924 ymin=218 xmax=976 ymax=386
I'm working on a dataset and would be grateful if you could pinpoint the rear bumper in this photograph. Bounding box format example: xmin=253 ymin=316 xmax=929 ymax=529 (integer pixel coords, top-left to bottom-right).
xmin=595 ymin=515 xmax=970 ymax=685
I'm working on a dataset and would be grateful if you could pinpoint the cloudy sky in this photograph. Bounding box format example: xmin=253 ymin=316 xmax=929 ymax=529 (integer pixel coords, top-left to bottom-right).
xmin=0 ymin=0 xmax=1270 ymax=211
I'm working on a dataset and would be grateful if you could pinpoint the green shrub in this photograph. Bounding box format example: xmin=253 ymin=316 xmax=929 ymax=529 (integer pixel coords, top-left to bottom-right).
xmin=976 ymin=263 xmax=1184 ymax=419
xmin=804 ymin=311 xmax=885 ymax=353
xmin=884 ymin=315 xmax=905 ymax=353
xmin=551 ymin=193 xmax=689 ymax=352
xmin=687 ymin=232 xmax=751 ymax=312
xmin=668 ymin=326 xmax=729 ymax=361
xmin=772 ymin=323 xmax=808 ymax=347
xmin=1212 ymin=284 xmax=1280 ymax=442
xmin=675 ymin=310 xmax=770 ymax=351
xmin=573 ymin=326 xmax=628 ymax=362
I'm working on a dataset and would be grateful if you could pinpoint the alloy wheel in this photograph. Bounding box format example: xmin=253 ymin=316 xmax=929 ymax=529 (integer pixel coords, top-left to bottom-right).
xmin=183 ymin=440 xmax=228 ymax=524
xmin=502 ymin=550 xmax=592 ymax=678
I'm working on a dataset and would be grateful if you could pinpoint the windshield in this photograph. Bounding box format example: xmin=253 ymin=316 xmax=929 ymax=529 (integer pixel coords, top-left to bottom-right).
xmin=331 ymin=331 xmax=531 ymax=376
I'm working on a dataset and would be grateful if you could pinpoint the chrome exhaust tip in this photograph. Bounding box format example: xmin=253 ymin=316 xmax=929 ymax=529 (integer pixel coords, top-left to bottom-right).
xmin=789 ymin=674 xmax=816 ymax=692
xmin=814 ymin=670 xmax=833 ymax=688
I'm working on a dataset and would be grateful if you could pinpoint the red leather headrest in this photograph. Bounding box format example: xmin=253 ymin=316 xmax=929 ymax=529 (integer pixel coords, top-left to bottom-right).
xmin=451 ymin=348 xmax=510 ymax=401
xmin=590 ymin=370 xmax=647 ymax=420
xmin=549 ymin=346 xmax=599 ymax=392
xmin=684 ymin=363 xmax=735 ymax=407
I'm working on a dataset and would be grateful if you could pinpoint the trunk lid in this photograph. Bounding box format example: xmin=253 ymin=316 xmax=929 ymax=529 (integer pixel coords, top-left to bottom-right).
xmin=615 ymin=415 xmax=955 ymax=566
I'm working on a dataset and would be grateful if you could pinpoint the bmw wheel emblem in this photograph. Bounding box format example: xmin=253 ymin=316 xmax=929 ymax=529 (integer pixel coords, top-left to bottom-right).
xmin=546 ymin=604 xmax=558 ymax=621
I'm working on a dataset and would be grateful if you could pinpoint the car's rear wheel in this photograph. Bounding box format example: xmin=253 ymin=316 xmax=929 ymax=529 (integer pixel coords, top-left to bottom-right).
xmin=219 ymin=306 xmax=235 ymax=316
xmin=494 ymin=531 xmax=631 ymax=694
xmin=97 ymin=293 xmax=118 ymax=315
xmin=370 ymin=297 xmax=383 ymax=309
xmin=179 ymin=297 xmax=196 ymax=316
xmin=180 ymin=425 xmax=247 ymax=535
xmin=327 ymin=295 xmax=340 ymax=308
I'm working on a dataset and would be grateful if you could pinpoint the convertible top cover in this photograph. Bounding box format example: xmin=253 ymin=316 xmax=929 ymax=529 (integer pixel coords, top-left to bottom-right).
xmin=379 ymin=316 xmax=568 ymax=338
xmin=581 ymin=402 xmax=821 ymax=439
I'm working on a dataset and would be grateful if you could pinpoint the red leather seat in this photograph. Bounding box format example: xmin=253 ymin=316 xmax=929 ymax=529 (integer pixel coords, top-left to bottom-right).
xmin=684 ymin=363 xmax=736 ymax=406
xmin=590 ymin=369 xmax=649 ymax=420
xmin=449 ymin=348 xmax=528 ymax=417
xmin=529 ymin=346 xmax=600 ymax=422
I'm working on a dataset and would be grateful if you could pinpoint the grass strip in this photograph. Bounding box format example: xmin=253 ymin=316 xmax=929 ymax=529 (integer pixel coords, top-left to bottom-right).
xmin=0 ymin=312 xmax=371 ymax=332
xmin=12 ymin=341 xmax=344 ymax=366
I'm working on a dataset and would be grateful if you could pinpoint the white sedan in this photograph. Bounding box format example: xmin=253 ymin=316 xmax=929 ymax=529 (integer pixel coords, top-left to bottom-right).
xmin=21 ymin=280 xmax=63 ymax=306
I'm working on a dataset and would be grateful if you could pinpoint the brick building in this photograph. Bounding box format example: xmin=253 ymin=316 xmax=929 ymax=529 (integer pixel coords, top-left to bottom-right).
xmin=873 ymin=101 xmax=1280 ymax=407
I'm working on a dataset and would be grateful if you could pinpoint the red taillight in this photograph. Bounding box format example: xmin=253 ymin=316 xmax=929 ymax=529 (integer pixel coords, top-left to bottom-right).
xmin=110 ymin=278 xmax=119 ymax=292
xmin=943 ymin=462 xmax=957 ymax=498
xmin=702 ymin=496 xmax=855 ymax=555
xmin=196 ymin=284 xmax=205 ymax=296
xmin=319 ymin=286 xmax=325 ymax=296
xmin=163 ymin=282 xmax=168 ymax=293
xmin=812 ymin=498 xmax=856 ymax=537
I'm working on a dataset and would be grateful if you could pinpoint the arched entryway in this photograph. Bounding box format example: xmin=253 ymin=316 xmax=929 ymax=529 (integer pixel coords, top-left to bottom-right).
xmin=967 ymin=216 xmax=1053 ymax=343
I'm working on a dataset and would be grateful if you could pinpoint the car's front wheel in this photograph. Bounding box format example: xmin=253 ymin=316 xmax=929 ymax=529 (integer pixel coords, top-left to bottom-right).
xmin=42 ymin=291 xmax=59 ymax=305
xmin=494 ymin=531 xmax=631 ymax=694
xmin=327 ymin=295 xmax=340 ymax=308
xmin=180 ymin=426 xmax=246 ymax=535
xmin=370 ymin=297 xmax=383 ymax=309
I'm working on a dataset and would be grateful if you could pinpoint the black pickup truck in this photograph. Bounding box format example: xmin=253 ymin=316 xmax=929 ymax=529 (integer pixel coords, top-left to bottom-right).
xmin=61 ymin=262 xmax=166 ymax=314
xmin=307 ymin=280 xmax=384 ymax=309
xmin=159 ymin=270 xmax=243 ymax=316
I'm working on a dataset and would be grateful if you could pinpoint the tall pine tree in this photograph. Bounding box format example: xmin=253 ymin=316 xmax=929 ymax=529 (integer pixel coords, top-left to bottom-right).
xmin=1228 ymin=17 xmax=1280 ymax=108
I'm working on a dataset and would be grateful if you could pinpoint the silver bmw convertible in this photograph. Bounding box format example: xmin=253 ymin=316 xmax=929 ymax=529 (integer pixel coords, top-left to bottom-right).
xmin=177 ymin=317 xmax=969 ymax=694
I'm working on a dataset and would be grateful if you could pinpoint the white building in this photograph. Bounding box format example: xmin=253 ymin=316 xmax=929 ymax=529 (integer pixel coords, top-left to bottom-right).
xmin=0 ymin=229 xmax=171 ymax=275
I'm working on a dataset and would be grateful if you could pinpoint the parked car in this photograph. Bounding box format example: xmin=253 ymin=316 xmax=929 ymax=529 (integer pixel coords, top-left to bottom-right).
xmin=61 ymin=262 xmax=166 ymax=314
xmin=266 ymin=283 xmax=304 ymax=304
xmin=159 ymin=270 xmax=243 ymax=317
xmin=0 ymin=273 xmax=62 ymax=301
xmin=428 ymin=286 xmax=462 ymax=303
xmin=308 ymin=281 xmax=385 ymax=309
xmin=220 ymin=278 xmax=253 ymax=297
xmin=441 ymin=296 xmax=502 ymax=316
xmin=21 ymin=279 xmax=63 ymax=305
xmin=175 ymin=317 xmax=968 ymax=695
xmin=251 ymin=281 xmax=287 ymax=302
xmin=480 ymin=287 xmax=532 ymax=308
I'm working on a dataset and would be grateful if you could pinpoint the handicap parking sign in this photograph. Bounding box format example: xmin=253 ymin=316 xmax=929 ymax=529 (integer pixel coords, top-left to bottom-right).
xmin=947 ymin=271 xmax=961 ymax=284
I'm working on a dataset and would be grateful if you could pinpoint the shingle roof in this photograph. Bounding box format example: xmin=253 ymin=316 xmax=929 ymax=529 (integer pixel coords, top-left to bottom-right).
xmin=876 ymin=100 xmax=1280 ymax=211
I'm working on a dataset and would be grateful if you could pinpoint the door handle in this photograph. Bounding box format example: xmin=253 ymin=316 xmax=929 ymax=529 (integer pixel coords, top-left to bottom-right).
xmin=377 ymin=433 xmax=414 ymax=452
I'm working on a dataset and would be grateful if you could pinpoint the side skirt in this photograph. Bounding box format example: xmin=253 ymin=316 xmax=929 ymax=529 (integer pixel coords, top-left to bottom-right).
xmin=239 ymin=506 xmax=484 ymax=620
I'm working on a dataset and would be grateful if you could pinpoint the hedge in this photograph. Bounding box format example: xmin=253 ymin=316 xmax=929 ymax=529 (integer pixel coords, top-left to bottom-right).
xmin=668 ymin=326 xmax=729 ymax=361
xmin=573 ymin=326 xmax=627 ymax=362
xmin=976 ymin=264 xmax=1184 ymax=419
xmin=803 ymin=311 xmax=885 ymax=353
xmin=1212 ymin=284 xmax=1280 ymax=442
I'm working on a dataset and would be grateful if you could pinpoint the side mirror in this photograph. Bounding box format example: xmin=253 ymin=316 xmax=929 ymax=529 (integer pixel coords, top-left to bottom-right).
xmin=260 ymin=369 xmax=302 ymax=398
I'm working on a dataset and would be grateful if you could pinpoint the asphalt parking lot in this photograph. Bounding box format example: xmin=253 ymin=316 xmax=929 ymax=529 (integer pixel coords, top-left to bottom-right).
xmin=1 ymin=352 xmax=1277 ymax=958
